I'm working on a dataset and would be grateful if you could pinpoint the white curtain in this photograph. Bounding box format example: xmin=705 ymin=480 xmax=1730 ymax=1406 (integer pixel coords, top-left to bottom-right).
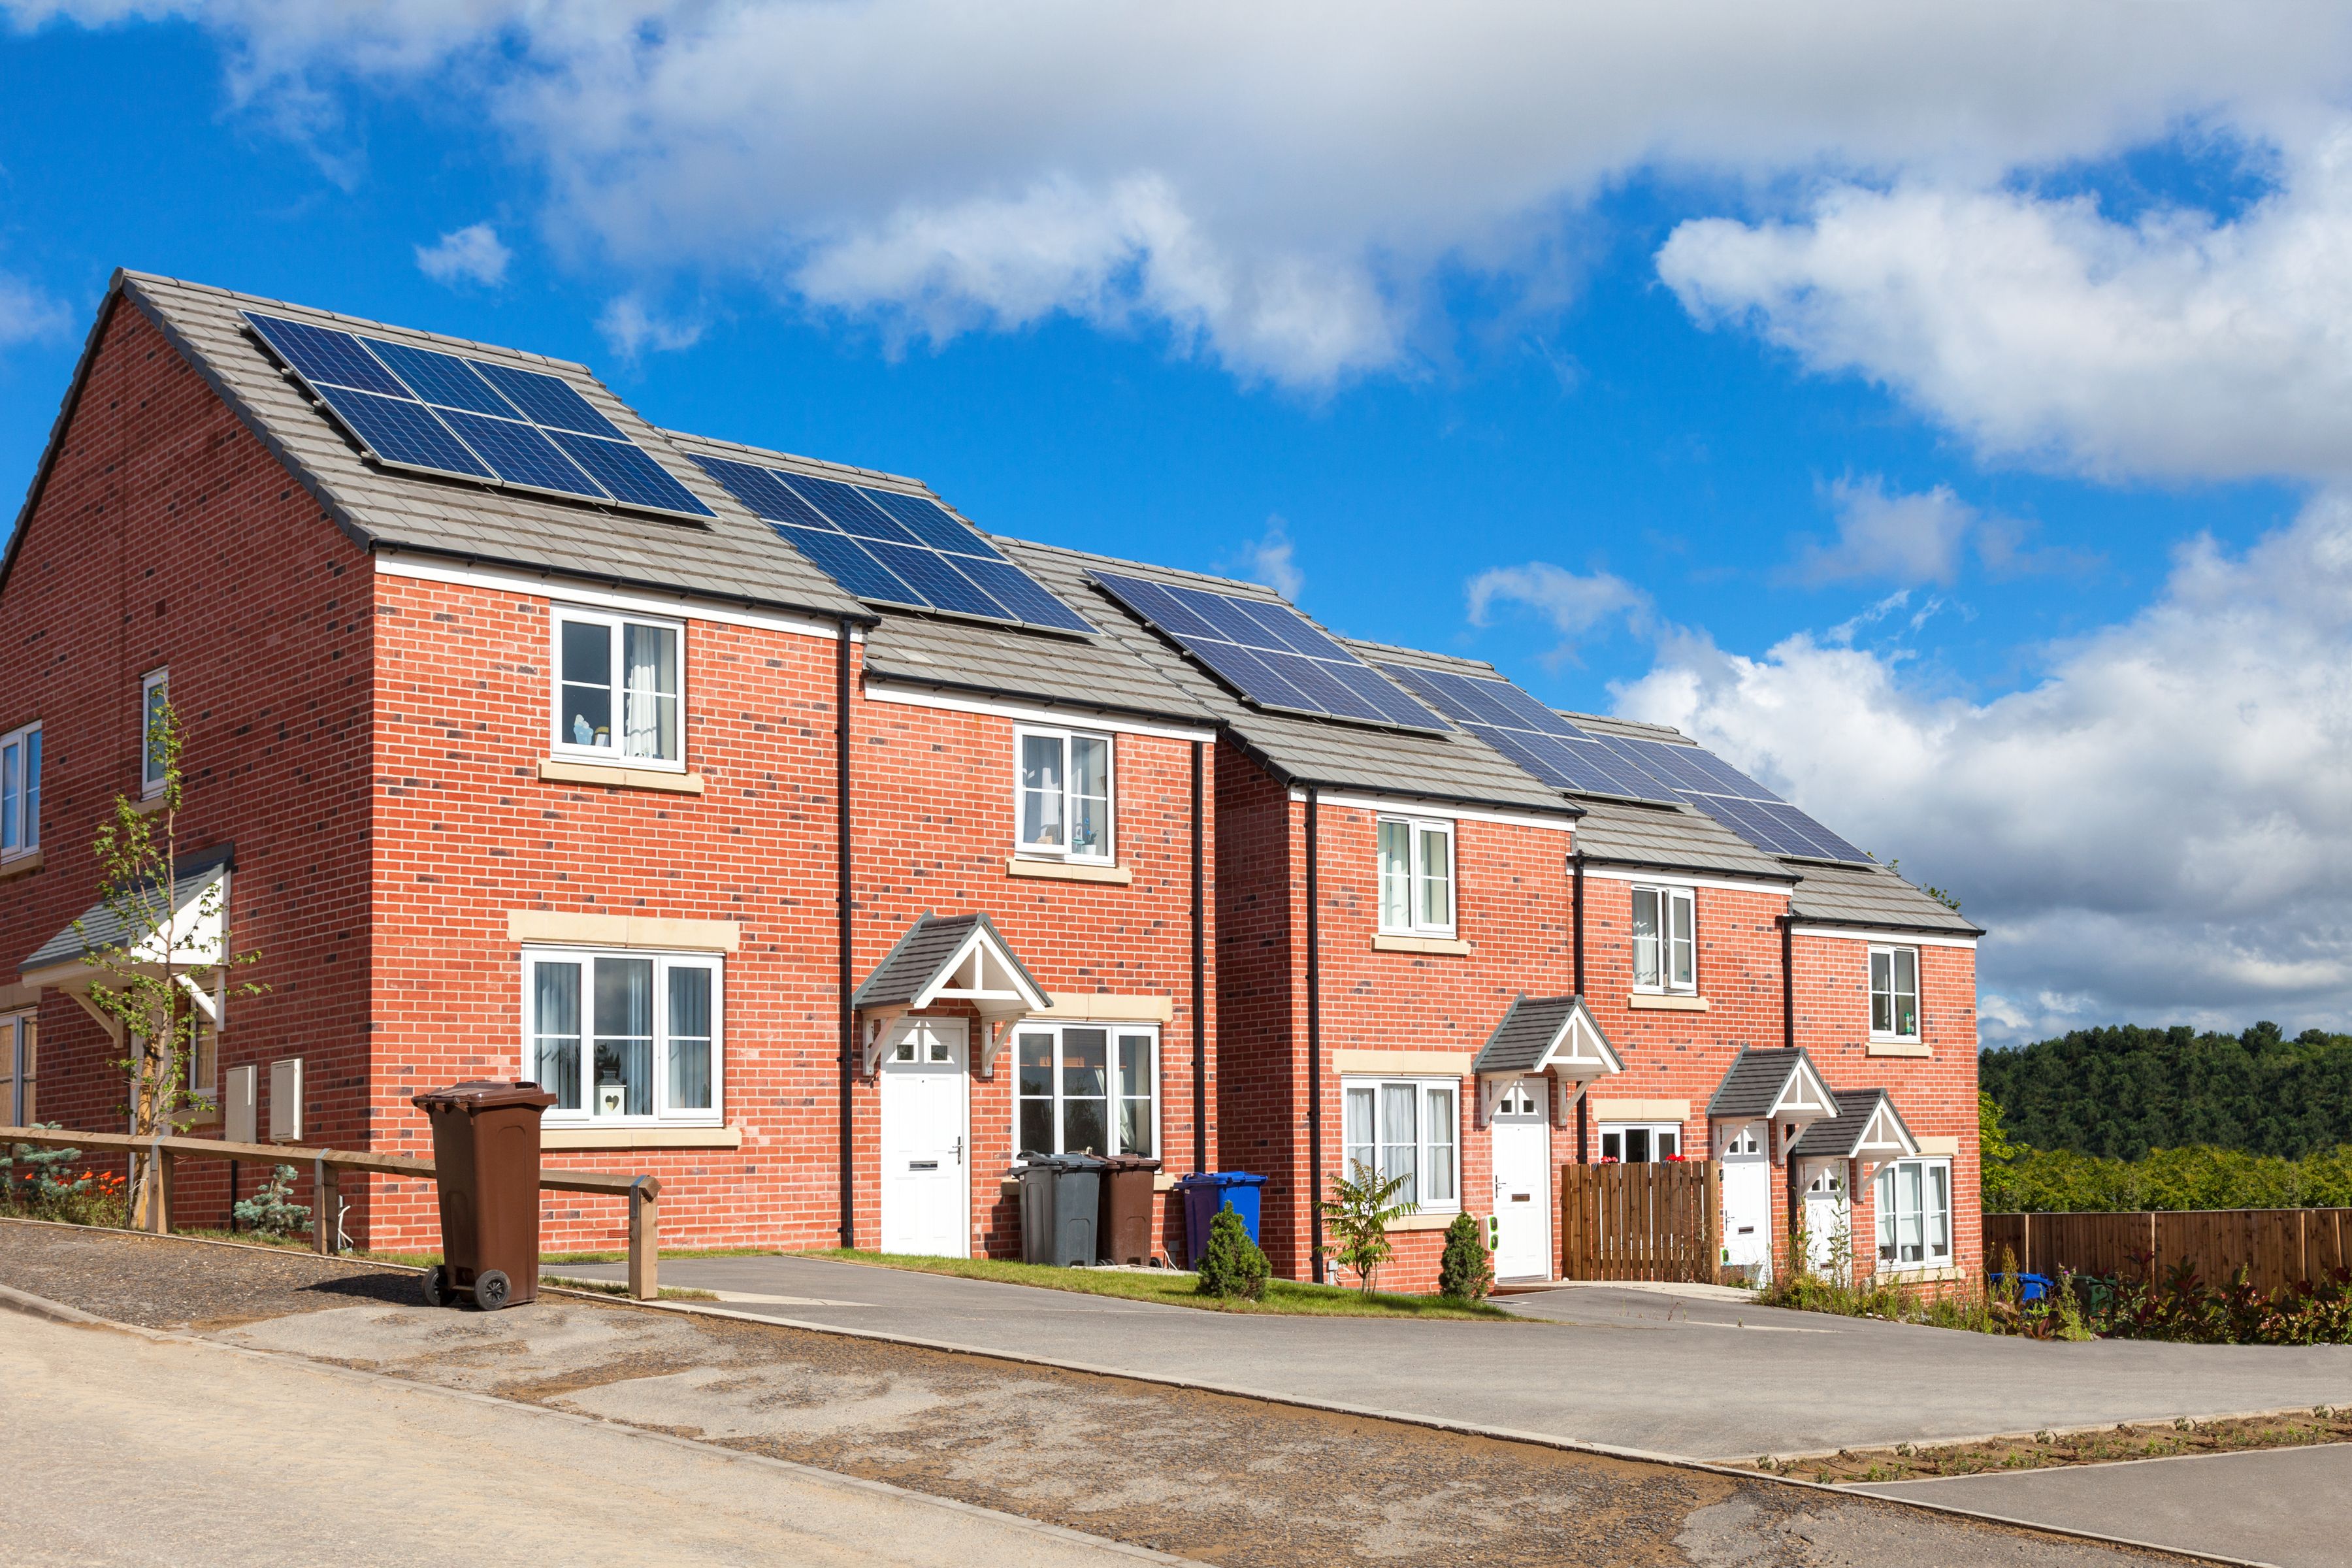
xmin=623 ymin=625 xmax=678 ymax=760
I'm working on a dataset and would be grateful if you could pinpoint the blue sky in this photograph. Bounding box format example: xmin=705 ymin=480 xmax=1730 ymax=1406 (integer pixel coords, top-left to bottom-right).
xmin=3 ymin=4 xmax=2349 ymax=1043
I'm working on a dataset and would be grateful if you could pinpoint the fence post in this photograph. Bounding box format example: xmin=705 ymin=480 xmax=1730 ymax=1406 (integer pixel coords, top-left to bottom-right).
xmin=628 ymin=1177 xmax=660 ymax=1299
xmin=142 ymin=1137 xmax=173 ymax=1235
xmin=314 ymin=1158 xmax=339 ymax=1256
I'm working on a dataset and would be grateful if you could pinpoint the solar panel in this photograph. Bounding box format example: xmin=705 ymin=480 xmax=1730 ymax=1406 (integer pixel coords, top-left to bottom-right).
xmin=1377 ymin=663 xmax=1677 ymax=800
xmin=1094 ymin=572 xmax=1444 ymax=731
xmin=242 ymin=312 xmax=714 ymax=521
xmin=689 ymin=455 xmax=1095 ymax=634
xmin=1595 ymin=734 xmax=1873 ymax=864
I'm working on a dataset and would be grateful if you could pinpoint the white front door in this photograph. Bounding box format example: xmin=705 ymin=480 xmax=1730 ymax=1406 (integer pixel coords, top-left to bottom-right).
xmin=1803 ymin=1161 xmax=1850 ymax=1271
xmin=1490 ymin=1080 xmax=1552 ymax=1280
xmin=879 ymin=1017 xmax=970 ymax=1256
xmin=1719 ymin=1120 xmax=1771 ymax=1275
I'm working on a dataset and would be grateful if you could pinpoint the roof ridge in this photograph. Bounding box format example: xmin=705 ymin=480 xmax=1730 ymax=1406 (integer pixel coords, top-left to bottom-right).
xmin=1002 ymin=536 xmax=1288 ymax=598
xmin=661 ymin=427 xmax=934 ymax=494
xmin=125 ymin=270 xmax=597 ymax=376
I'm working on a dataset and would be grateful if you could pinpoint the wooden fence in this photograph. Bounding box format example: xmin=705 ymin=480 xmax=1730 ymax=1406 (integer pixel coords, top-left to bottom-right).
xmin=1561 ymin=1160 xmax=1718 ymax=1283
xmin=1984 ymin=1209 xmax=2352 ymax=1297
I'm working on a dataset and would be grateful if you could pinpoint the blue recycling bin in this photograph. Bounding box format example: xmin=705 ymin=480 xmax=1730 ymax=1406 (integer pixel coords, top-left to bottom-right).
xmin=1993 ymin=1271 xmax=2053 ymax=1303
xmin=1177 ymin=1171 xmax=1267 ymax=1267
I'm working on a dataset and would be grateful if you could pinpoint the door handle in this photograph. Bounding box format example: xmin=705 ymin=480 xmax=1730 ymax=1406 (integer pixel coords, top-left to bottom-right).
xmin=953 ymin=1136 xmax=964 ymax=1167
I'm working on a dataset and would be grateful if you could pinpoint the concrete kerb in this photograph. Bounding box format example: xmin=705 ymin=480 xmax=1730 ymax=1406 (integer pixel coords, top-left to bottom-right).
xmin=1744 ymin=1406 xmax=2352 ymax=1469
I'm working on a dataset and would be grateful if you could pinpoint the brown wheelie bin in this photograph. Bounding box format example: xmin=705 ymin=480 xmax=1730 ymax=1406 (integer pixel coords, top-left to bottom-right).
xmin=412 ymin=1079 xmax=556 ymax=1310
xmin=1098 ymin=1154 xmax=1164 ymax=1266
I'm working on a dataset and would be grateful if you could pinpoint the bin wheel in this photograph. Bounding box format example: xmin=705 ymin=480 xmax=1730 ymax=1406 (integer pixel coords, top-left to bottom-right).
xmin=474 ymin=1269 xmax=512 ymax=1311
xmin=421 ymin=1266 xmax=451 ymax=1309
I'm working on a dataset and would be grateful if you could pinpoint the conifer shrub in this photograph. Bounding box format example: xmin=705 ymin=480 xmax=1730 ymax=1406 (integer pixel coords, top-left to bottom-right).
xmin=233 ymin=1164 xmax=312 ymax=1237
xmin=1194 ymin=1201 xmax=1270 ymax=1301
xmin=1438 ymin=1211 xmax=1495 ymax=1301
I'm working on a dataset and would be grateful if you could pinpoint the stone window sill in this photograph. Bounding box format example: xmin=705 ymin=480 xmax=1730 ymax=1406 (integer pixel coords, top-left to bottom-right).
xmin=1005 ymin=857 xmax=1134 ymax=885
xmin=542 ymin=1124 xmax=742 ymax=1151
xmin=1385 ymin=1212 xmax=1460 ymax=1233
xmin=538 ymin=759 xmax=704 ymax=795
xmin=1628 ymin=992 xmax=1708 ymax=1012
xmin=0 ymin=849 xmax=43 ymax=881
xmin=131 ymin=794 xmax=169 ymax=816
xmin=1867 ymin=1039 xmax=1933 ymax=1058
xmin=1371 ymin=934 xmax=1473 ymax=956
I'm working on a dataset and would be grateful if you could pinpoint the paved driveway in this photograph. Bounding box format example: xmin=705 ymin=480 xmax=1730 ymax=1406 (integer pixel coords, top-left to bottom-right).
xmin=557 ymin=1255 xmax=2352 ymax=1461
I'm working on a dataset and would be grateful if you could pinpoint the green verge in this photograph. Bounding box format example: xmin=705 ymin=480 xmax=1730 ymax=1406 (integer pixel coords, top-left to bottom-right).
xmin=168 ymin=1227 xmax=772 ymax=1270
xmin=806 ymin=1248 xmax=1519 ymax=1320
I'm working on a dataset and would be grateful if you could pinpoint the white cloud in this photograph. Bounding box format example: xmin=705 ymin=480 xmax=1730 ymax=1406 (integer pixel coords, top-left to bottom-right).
xmin=23 ymin=1 xmax=2352 ymax=386
xmin=1615 ymin=495 xmax=2352 ymax=1043
xmin=595 ymin=293 xmax=704 ymax=359
xmin=1225 ymin=515 xmax=1303 ymax=600
xmin=1467 ymin=561 xmax=1651 ymax=659
xmin=1795 ymin=475 xmax=1975 ymax=585
xmin=0 ymin=269 xmax=67 ymax=346
xmin=1659 ymin=127 xmax=2352 ymax=482
xmin=414 ymin=222 xmax=511 ymax=287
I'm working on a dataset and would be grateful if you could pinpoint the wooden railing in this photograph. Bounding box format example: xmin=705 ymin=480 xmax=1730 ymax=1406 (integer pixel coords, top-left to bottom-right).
xmin=1985 ymin=1209 xmax=2352 ymax=1297
xmin=1 ymin=1124 xmax=663 ymax=1299
xmin=1560 ymin=1160 xmax=1718 ymax=1283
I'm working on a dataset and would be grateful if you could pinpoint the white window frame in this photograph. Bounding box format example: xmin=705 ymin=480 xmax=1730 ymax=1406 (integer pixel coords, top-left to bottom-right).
xmin=1012 ymin=726 xmax=1115 ymax=862
xmin=1869 ymin=944 xmax=1921 ymax=1041
xmin=1874 ymin=1156 xmax=1952 ymax=1271
xmin=1376 ymin=814 xmax=1456 ymax=937
xmin=140 ymin=669 xmax=169 ymax=798
xmin=0 ymin=720 xmax=39 ymax=860
xmin=1597 ymin=1121 xmax=1683 ymax=1163
xmin=1340 ymin=1075 xmax=1462 ymax=1215
xmin=520 ymin=945 xmax=724 ymax=1126
xmin=1630 ymin=883 xmax=1697 ymax=994
xmin=1012 ymin=1021 xmax=1160 ymax=1157
xmin=2 ymin=1012 xmax=34 ymax=1126
xmin=548 ymin=608 xmax=687 ymax=771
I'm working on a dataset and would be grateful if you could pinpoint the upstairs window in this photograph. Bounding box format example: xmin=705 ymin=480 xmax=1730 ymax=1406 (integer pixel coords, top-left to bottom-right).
xmin=1870 ymin=945 xmax=1921 ymax=1039
xmin=1015 ymin=727 xmax=1113 ymax=860
xmin=1 ymin=721 xmax=39 ymax=858
xmin=526 ymin=947 xmax=721 ymax=1123
xmin=552 ymin=610 xmax=683 ymax=767
xmin=1377 ymin=815 xmax=1455 ymax=936
xmin=141 ymin=669 xmax=169 ymax=797
xmin=1631 ymin=884 xmax=1696 ymax=993
xmin=1341 ymin=1076 xmax=1460 ymax=1213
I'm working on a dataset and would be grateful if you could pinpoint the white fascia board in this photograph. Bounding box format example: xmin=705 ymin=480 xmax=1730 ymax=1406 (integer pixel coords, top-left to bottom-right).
xmin=375 ymin=549 xmax=854 ymax=642
xmin=862 ymin=679 xmax=1214 ymax=743
xmin=1580 ymin=864 xmax=1794 ymax=897
xmin=1289 ymin=787 xmax=1576 ymax=834
xmin=1790 ymin=923 xmax=1978 ymax=949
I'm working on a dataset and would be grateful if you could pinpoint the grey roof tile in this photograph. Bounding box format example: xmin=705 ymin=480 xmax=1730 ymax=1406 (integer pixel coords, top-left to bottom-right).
xmin=22 ymin=845 xmax=232 ymax=976
xmin=1707 ymin=1046 xmax=1839 ymax=1120
xmin=1786 ymin=858 xmax=1982 ymax=936
xmin=1470 ymin=995 xmax=1621 ymax=1077
xmin=851 ymin=911 xmax=1046 ymax=1010
xmin=1787 ymin=1086 xmax=1919 ymax=1160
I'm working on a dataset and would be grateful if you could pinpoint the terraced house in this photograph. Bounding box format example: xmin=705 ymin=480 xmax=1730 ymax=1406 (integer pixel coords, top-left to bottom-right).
xmin=0 ymin=271 xmax=1983 ymax=1288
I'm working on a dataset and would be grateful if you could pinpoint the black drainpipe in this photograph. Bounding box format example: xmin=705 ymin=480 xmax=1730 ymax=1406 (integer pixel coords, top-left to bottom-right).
xmin=836 ymin=621 xmax=856 ymax=1249
xmin=1573 ymin=849 xmax=1588 ymax=1165
xmin=1191 ymin=740 xmax=1207 ymax=1175
xmin=1305 ymin=785 xmax=1325 ymax=1283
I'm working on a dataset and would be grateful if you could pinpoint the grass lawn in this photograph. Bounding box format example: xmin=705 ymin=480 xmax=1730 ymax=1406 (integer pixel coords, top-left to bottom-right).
xmin=807 ymin=1248 xmax=1519 ymax=1320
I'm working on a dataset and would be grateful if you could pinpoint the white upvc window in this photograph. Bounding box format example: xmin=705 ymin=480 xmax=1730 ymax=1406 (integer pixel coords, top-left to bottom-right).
xmin=1630 ymin=883 xmax=1696 ymax=993
xmin=2 ymin=1013 xmax=35 ymax=1126
xmin=140 ymin=669 xmax=169 ymax=797
xmin=1870 ymin=945 xmax=1921 ymax=1039
xmin=1874 ymin=1157 xmax=1952 ymax=1269
xmin=0 ymin=721 xmax=39 ymax=858
xmin=551 ymin=609 xmax=684 ymax=768
xmin=1341 ymin=1075 xmax=1460 ymax=1213
xmin=523 ymin=947 xmax=723 ymax=1124
xmin=1377 ymin=815 xmax=1455 ymax=936
xmin=1015 ymin=727 xmax=1113 ymax=860
xmin=1014 ymin=1022 xmax=1158 ymax=1156
xmin=1598 ymin=1122 xmax=1682 ymax=1163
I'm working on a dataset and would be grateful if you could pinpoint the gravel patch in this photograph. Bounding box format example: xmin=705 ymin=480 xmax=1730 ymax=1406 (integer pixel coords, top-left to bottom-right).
xmin=0 ymin=1219 xmax=419 ymax=1329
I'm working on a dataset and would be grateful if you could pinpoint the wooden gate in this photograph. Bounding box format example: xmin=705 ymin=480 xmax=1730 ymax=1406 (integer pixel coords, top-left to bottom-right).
xmin=1560 ymin=1160 xmax=1718 ymax=1282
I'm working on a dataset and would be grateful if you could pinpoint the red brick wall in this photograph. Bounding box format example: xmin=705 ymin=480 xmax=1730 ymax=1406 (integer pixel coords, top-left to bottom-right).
xmin=1211 ymin=749 xmax=1303 ymax=1270
xmin=0 ymin=297 xmax=377 ymax=1230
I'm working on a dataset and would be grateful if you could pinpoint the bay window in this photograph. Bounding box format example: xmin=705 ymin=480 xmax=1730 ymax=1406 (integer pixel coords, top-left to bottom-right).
xmin=1631 ymin=884 xmax=1695 ymax=993
xmin=525 ymin=947 xmax=721 ymax=1123
xmin=1874 ymin=1157 xmax=1952 ymax=1269
xmin=1 ymin=721 xmax=38 ymax=858
xmin=1377 ymin=815 xmax=1455 ymax=936
xmin=1870 ymin=945 xmax=1921 ymax=1039
xmin=1341 ymin=1076 xmax=1460 ymax=1212
xmin=1015 ymin=1023 xmax=1157 ymax=1156
xmin=551 ymin=610 xmax=683 ymax=767
xmin=1015 ymin=727 xmax=1113 ymax=860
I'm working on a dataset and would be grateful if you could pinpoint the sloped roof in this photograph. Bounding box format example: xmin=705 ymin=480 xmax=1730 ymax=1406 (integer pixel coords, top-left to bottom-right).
xmin=851 ymin=911 xmax=1045 ymax=1011
xmin=1707 ymin=1045 xmax=1840 ymax=1120
xmin=5 ymin=272 xmax=870 ymax=623
xmin=1570 ymin=795 xmax=1794 ymax=882
xmin=21 ymin=843 xmax=233 ymax=979
xmin=1788 ymin=1086 xmax=1921 ymax=1161
xmin=1786 ymin=858 xmax=1982 ymax=937
xmin=1471 ymin=994 xmax=1624 ymax=1077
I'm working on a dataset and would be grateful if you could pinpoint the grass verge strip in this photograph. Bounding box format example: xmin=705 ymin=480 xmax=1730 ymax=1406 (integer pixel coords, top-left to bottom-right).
xmin=1745 ymin=1407 xmax=2352 ymax=1484
xmin=804 ymin=1248 xmax=1517 ymax=1319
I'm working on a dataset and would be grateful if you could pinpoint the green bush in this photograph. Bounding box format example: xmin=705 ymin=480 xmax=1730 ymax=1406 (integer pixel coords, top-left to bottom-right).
xmin=233 ymin=1164 xmax=311 ymax=1237
xmin=1437 ymin=1211 xmax=1494 ymax=1301
xmin=1318 ymin=1160 xmax=1413 ymax=1294
xmin=1194 ymin=1202 xmax=1269 ymax=1301
xmin=3 ymin=1127 xmax=127 ymax=1227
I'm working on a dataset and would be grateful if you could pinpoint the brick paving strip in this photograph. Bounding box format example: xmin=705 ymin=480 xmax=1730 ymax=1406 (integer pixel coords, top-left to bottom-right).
xmin=0 ymin=1220 xmax=2231 ymax=1568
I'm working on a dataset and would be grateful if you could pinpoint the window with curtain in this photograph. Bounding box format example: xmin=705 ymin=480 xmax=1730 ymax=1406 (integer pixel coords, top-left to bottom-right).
xmin=1376 ymin=815 xmax=1455 ymax=936
xmin=1630 ymin=884 xmax=1697 ymax=993
xmin=525 ymin=948 xmax=722 ymax=1122
xmin=2 ymin=1014 xmax=34 ymax=1126
xmin=1015 ymin=1023 xmax=1157 ymax=1156
xmin=0 ymin=721 xmax=38 ymax=859
xmin=1874 ymin=1158 xmax=1952 ymax=1268
xmin=1341 ymin=1077 xmax=1460 ymax=1211
xmin=1015 ymin=727 xmax=1113 ymax=860
xmin=551 ymin=610 xmax=683 ymax=766
xmin=1870 ymin=946 xmax=1921 ymax=1038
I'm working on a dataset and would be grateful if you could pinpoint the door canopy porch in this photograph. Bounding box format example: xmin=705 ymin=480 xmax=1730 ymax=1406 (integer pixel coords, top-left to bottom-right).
xmin=17 ymin=845 xmax=233 ymax=1045
xmin=1706 ymin=1045 xmax=1840 ymax=1160
xmin=1469 ymin=994 xmax=1624 ymax=1127
xmin=851 ymin=911 xmax=1049 ymax=1078
xmin=1786 ymin=1086 xmax=1919 ymax=1173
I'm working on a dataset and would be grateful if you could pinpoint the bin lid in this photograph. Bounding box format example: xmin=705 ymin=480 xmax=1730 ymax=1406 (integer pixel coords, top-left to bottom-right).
xmin=1021 ymin=1151 xmax=1111 ymax=1171
xmin=1100 ymin=1155 xmax=1163 ymax=1172
xmin=411 ymin=1079 xmax=558 ymax=1113
xmin=1178 ymin=1170 xmax=1267 ymax=1187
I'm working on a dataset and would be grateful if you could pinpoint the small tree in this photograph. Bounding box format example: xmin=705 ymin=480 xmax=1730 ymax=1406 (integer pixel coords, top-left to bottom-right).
xmin=1320 ymin=1160 xmax=1413 ymax=1294
xmin=1438 ymin=1211 xmax=1495 ymax=1302
xmin=1194 ymin=1202 xmax=1270 ymax=1301
xmin=232 ymin=1164 xmax=312 ymax=1237
xmin=78 ymin=695 xmax=261 ymax=1225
